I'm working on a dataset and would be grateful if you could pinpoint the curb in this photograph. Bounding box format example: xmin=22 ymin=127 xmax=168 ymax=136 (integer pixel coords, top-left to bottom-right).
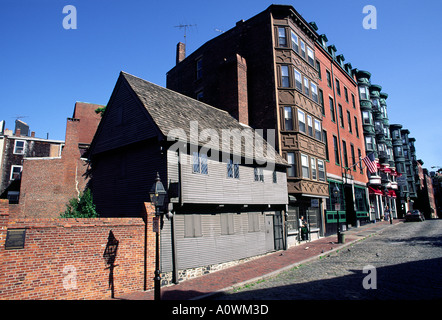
xmin=192 ymin=220 xmax=403 ymax=300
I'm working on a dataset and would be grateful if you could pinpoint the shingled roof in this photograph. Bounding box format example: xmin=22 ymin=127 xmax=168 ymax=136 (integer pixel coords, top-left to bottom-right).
xmin=121 ymin=72 xmax=287 ymax=166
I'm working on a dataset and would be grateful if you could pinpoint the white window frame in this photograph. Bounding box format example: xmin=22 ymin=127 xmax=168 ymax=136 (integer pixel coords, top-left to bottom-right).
xmin=301 ymin=154 xmax=310 ymax=179
xmin=287 ymin=152 xmax=296 ymax=177
xmin=278 ymin=27 xmax=287 ymax=47
xmin=298 ymin=110 xmax=306 ymax=133
xmin=294 ymin=69 xmax=302 ymax=91
xmin=300 ymin=40 xmax=306 ymax=58
xmin=314 ymin=119 xmax=322 ymax=140
xmin=318 ymin=159 xmax=325 ymax=181
xmin=311 ymin=82 xmax=318 ymax=102
xmin=311 ymin=157 xmax=317 ymax=180
xmin=281 ymin=65 xmax=290 ymax=87
xmin=291 ymin=30 xmax=299 ymax=52
xmin=303 ymin=77 xmax=309 ymax=96
xmin=10 ymin=165 xmax=22 ymax=180
xmin=284 ymin=106 xmax=293 ymax=130
xmin=307 ymin=115 xmax=313 ymax=136
xmin=13 ymin=140 xmax=25 ymax=155
xmin=307 ymin=46 xmax=314 ymax=65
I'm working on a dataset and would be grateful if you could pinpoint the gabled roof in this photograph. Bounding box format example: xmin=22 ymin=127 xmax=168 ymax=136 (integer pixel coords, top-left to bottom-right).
xmin=121 ymin=72 xmax=287 ymax=166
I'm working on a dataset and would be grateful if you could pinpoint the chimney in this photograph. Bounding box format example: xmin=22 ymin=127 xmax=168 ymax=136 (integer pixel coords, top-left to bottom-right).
xmin=15 ymin=128 xmax=21 ymax=137
xmin=176 ymin=42 xmax=186 ymax=65
xmin=235 ymin=54 xmax=249 ymax=126
xmin=31 ymin=131 xmax=35 ymax=138
xmin=62 ymin=118 xmax=80 ymax=159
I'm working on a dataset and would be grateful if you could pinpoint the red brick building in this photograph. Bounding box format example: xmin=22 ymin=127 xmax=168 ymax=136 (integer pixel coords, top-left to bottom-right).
xmin=314 ymin=32 xmax=369 ymax=233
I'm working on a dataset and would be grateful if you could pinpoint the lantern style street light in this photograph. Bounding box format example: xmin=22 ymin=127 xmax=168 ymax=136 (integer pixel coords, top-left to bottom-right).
xmin=149 ymin=172 xmax=167 ymax=301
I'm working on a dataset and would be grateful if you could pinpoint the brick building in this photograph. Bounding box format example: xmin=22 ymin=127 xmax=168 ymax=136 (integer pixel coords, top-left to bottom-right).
xmin=167 ymin=4 xmax=328 ymax=245
xmin=314 ymin=30 xmax=369 ymax=234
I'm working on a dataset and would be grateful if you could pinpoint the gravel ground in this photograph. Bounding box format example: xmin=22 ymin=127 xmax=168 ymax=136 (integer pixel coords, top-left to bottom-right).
xmin=212 ymin=219 xmax=442 ymax=300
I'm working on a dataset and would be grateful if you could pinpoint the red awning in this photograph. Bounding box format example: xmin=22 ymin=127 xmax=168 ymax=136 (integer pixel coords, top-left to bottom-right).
xmin=388 ymin=190 xmax=397 ymax=198
xmin=369 ymin=186 xmax=383 ymax=195
xmin=383 ymin=167 xmax=392 ymax=173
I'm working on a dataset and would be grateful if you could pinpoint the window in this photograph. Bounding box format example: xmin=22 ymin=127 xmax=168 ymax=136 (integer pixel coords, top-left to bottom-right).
xmin=314 ymin=119 xmax=321 ymax=140
xmin=298 ymin=109 xmax=306 ymax=133
xmin=347 ymin=111 xmax=352 ymax=133
xmin=287 ymin=152 xmax=296 ymax=177
xmin=323 ymin=130 xmax=329 ymax=161
xmin=307 ymin=115 xmax=313 ymax=136
xmin=333 ymin=136 xmax=340 ymax=165
xmin=281 ymin=65 xmax=290 ymax=87
xmin=192 ymin=152 xmax=208 ymax=174
xmin=318 ymin=88 xmax=324 ymax=114
xmin=318 ymin=160 xmax=325 ymax=181
xmin=294 ymin=69 xmax=302 ymax=91
xmin=196 ymin=91 xmax=204 ymax=101
xmin=342 ymin=140 xmax=348 ymax=168
xmin=10 ymin=165 xmax=22 ymax=180
xmin=291 ymin=30 xmax=299 ymax=52
xmin=300 ymin=40 xmax=306 ymax=59
xmin=227 ymin=159 xmax=239 ymax=179
xmin=14 ymin=140 xmax=25 ymax=155
xmin=278 ymin=27 xmax=287 ymax=47
xmin=272 ymin=170 xmax=277 ymax=183
xmin=284 ymin=106 xmax=293 ymax=130
xmin=248 ymin=213 xmax=260 ymax=232
xmin=184 ymin=214 xmax=202 ymax=238
xmin=311 ymin=82 xmax=318 ymax=102
xmin=301 ymin=154 xmax=310 ymax=178
xmin=326 ymin=70 xmax=332 ymax=88
xmin=344 ymin=87 xmax=349 ymax=102
xmin=221 ymin=213 xmax=235 ymax=235
xmin=329 ymin=97 xmax=335 ymax=122
xmin=303 ymin=77 xmax=309 ymax=96
xmin=351 ymin=144 xmax=356 ymax=171
xmin=338 ymin=104 xmax=344 ymax=128
xmin=354 ymin=116 xmax=359 ymax=137
xmin=365 ymin=136 xmax=375 ymax=151
xmin=254 ymin=167 xmax=264 ymax=182
xmin=351 ymin=93 xmax=356 ymax=109
xmin=395 ymin=146 xmax=403 ymax=157
xmin=307 ymin=47 xmax=314 ymax=65
xmin=335 ymin=78 xmax=341 ymax=96
xmin=362 ymin=111 xmax=371 ymax=125
xmin=359 ymin=86 xmax=369 ymax=100
xmin=358 ymin=149 xmax=363 ymax=173
xmin=196 ymin=58 xmax=203 ymax=80
xmin=311 ymin=157 xmax=317 ymax=180
xmin=316 ymin=60 xmax=321 ymax=79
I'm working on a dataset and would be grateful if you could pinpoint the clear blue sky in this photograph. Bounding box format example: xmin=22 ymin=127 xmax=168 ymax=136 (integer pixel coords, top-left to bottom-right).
xmin=1 ymin=0 xmax=441 ymax=170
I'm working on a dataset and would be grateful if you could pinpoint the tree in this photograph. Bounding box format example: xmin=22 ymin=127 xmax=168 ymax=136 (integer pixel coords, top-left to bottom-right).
xmin=60 ymin=188 xmax=99 ymax=218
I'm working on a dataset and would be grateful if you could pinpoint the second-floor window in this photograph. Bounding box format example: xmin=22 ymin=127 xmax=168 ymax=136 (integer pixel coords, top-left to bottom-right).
xmin=192 ymin=152 xmax=208 ymax=175
xmin=284 ymin=106 xmax=293 ymax=130
xmin=298 ymin=110 xmax=306 ymax=133
xmin=287 ymin=152 xmax=296 ymax=177
xmin=254 ymin=167 xmax=264 ymax=182
xmin=281 ymin=65 xmax=290 ymax=87
xmin=14 ymin=140 xmax=25 ymax=155
xmin=10 ymin=165 xmax=22 ymax=180
xmin=227 ymin=159 xmax=240 ymax=179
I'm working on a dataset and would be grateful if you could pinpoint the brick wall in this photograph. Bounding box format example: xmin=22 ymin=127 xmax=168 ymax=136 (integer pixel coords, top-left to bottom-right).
xmin=0 ymin=200 xmax=157 ymax=300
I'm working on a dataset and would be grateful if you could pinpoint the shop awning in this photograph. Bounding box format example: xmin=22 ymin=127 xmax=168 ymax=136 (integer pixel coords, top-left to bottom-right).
xmin=368 ymin=186 xmax=383 ymax=195
xmin=388 ymin=190 xmax=397 ymax=198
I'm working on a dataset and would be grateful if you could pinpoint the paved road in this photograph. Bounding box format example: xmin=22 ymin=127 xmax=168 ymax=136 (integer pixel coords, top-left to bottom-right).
xmin=212 ymin=219 xmax=442 ymax=300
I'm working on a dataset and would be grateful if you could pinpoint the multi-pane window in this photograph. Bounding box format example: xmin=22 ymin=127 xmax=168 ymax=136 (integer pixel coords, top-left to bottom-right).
xmin=192 ymin=152 xmax=208 ymax=174
xmin=318 ymin=160 xmax=325 ymax=181
xmin=254 ymin=167 xmax=264 ymax=182
xmin=13 ymin=140 xmax=25 ymax=155
xmin=351 ymin=144 xmax=356 ymax=171
xmin=365 ymin=136 xmax=375 ymax=151
xmin=354 ymin=116 xmax=359 ymax=137
xmin=326 ymin=70 xmax=332 ymax=88
xmin=227 ymin=159 xmax=240 ymax=179
xmin=329 ymin=97 xmax=335 ymax=122
xmin=298 ymin=110 xmax=306 ymax=133
xmin=323 ymin=130 xmax=329 ymax=161
xmin=338 ymin=104 xmax=344 ymax=128
xmin=311 ymin=157 xmax=317 ymax=180
xmin=307 ymin=115 xmax=313 ymax=136
xmin=316 ymin=60 xmax=321 ymax=79
xmin=307 ymin=47 xmax=314 ymax=65
xmin=281 ymin=65 xmax=290 ymax=87
xmin=294 ymin=69 xmax=302 ymax=91
xmin=278 ymin=27 xmax=287 ymax=47
xmin=314 ymin=119 xmax=321 ymax=140
xmin=287 ymin=152 xmax=296 ymax=177
xmin=335 ymin=78 xmax=341 ymax=96
xmin=342 ymin=140 xmax=348 ymax=168
xmin=300 ymin=40 xmax=306 ymax=59
xmin=291 ymin=30 xmax=299 ymax=52
xmin=303 ymin=77 xmax=309 ymax=96
xmin=362 ymin=111 xmax=371 ymax=124
xmin=318 ymin=88 xmax=324 ymax=114
xmin=272 ymin=170 xmax=277 ymax=184
xmin=347 ymin=111 xmax=352 ymax=133
xmin=284 ymin=106 xmax=293 ymax=130
xmin=351 ymin=93 xmax=356 ymax=109
xmin=344 ymin=87 xmax=349 ymax=102
xmin=333 ymin=136 xmax=340 ymax=165
xmin=301 ymin=154 xmax=309 ymax=178
xmin=196 ymin=58 xmax=203 ymax=80
xmin=359 ymin=86 xmax=369 ymax=100
xmin=10 ymin=165 xmax=22 ymax=180
xmin=311 ymin=82 xmax=318 ymax=102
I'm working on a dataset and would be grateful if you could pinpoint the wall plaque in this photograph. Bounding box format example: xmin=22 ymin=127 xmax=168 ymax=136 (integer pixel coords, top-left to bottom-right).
xmin=5 ymin=229 xmax=26 ymax=250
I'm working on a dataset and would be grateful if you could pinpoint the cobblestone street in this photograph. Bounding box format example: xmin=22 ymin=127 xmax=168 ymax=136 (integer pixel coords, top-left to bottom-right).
xmin=212 ymin=220 xmax=442 ymax=300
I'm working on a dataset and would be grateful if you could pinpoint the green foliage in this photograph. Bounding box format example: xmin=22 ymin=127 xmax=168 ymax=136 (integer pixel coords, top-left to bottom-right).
xmin=95 ymin=106 xmax=106 ymax=117
xmin=60 ymin=188 xmax=99 ymax=218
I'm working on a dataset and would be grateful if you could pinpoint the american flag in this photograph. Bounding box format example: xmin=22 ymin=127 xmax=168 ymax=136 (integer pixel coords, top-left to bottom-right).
xmin=362 ymin=153 xmax=377 ymax=173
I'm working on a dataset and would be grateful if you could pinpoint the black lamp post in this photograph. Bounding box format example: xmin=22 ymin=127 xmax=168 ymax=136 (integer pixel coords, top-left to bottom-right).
xmin=149 ymin=172 xmax=167 ymax=301
xmin=333 ymin=185 xmax=342 ymax=243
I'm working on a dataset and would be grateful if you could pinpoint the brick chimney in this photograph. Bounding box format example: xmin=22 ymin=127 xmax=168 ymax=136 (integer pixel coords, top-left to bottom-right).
xmin=235 ymin=54 xmax=249 ymax=126
xmin=62 ymin=118 xmax=80 ymax=159
xmin=176 ymin=42 xmax=186 ymax=65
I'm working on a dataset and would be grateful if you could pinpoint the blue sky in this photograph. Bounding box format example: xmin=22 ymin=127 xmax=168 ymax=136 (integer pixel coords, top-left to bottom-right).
xmin=1 ymin=0 xmax=441 ymax=170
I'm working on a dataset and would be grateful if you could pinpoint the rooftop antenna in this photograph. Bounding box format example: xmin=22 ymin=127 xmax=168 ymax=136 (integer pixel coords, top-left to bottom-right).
xmin=174 ymin=24 xmax=196 ymax=46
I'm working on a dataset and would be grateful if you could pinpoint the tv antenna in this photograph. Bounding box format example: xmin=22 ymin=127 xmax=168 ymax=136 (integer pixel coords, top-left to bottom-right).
xmin=174 ymin=24 xmax=196 ymax=46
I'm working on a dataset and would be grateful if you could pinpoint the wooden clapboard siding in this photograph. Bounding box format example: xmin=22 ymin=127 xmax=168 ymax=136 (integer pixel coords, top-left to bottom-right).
xmin=163 ymin=212 xmax=267 ymax=271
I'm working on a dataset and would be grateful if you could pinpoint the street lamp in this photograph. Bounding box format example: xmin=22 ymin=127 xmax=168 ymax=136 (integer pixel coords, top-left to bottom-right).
xmin=149 ymin=172 xmax=167 ymax=301
xmin=333 ymin=185 xmax=342 ymax=243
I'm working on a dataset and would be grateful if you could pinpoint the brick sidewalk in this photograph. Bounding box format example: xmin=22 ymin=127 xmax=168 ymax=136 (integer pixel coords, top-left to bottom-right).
xmin=118 ymin=219 xmax=402 ymax=300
